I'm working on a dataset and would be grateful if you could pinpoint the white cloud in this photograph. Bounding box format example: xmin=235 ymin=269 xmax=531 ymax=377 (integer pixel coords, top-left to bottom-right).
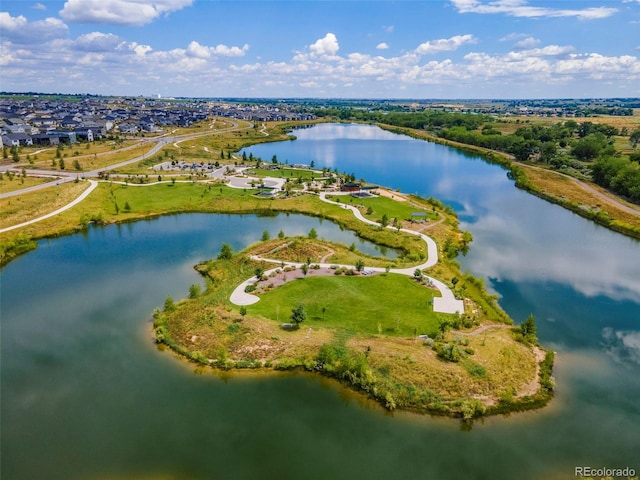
xmin=60 ymin=0 xmax=193 ymax=26
xmin=0 ymin=12 xmax=68 ymax=44
xmin=187 ymin=41 xmax=249 ymax=58
xmin=32 ymin=3 xmax=47 ymax=10
xmin=602 ymin=328 xmax=640 ymax=365
xmin=514 ymin=37 xmax=540 ymax=49
xmin=415 ymin=34 xmax=476 ymax=54
xmin=309 ymin=33 xmax=339 ymax=57
xmin=451 ymin=0 xmax=618 ymax=19
xmin=383 ymin=25 xmax=394 ymax=33
xmin=75 ymin=32 xmax=122 ymax=52
xmin=376 ymin=42 xmax=390 ymax=50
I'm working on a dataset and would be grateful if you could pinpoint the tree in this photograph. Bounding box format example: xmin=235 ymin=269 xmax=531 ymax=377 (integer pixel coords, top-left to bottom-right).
xmin=188 ymin=284 xmax=201 ymax=299
xmin=271 ymin=154 xmax=278 ymax=164
xmin=290 ymin=304 xmax=306 ymax=328
xmin=521 ymin=314 xmax=537 ymax=340
xmin=261 ymin=229 xmax=270 ymax=241
xmin=414 ymin=269 xmax=423 ymax=280
xmin=163 ymin=296 xmax=175 ymax=312
xmin=301 ymin=263 xmax=309 ymax=276
xmin=308 ymin=227 xmax=318 ymax=239
xmin=630 ymin=129 xmax=640 ymax=149
xmin=278 ymin=229 xmax=285 ymax=239
xmin=380 ymin=213 xmax=389 ymax=228
xmin=310 ymin=160 xmax=315 ymax=169
xmin=255 ymin=267 xmax=265 ymax=280
xmin=355 ymin=259 xmax=365 ymax=272
xmin=218 ymin=243 xmax=233 ymax=260
xmin=239 ymin=306 xmax=247 ymax=317
xmin=59 ymin=158 xmax=65 ymax=170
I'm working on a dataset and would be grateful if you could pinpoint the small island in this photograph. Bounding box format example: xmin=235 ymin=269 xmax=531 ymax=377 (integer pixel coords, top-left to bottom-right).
xmin=153 ymin=179 xmax=554 ymax=421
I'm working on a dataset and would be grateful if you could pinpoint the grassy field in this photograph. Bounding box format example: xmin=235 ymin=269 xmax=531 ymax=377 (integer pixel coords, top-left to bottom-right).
xmin=0 ymin=180 xmax=89 ymax=229
xmin=250 ymin=274 xmax=439 ymax=336
xmin=248 ymin=167 xmax=321 ymax=179
xmin=0 ymin=174 xmax=59 ymax=193
xmin=328 ymin=194 xmax=440 ymax=224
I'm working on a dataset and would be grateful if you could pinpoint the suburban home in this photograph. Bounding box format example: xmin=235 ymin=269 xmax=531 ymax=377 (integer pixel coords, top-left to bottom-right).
xmin=31 ymin=133 xmax=60 ymax=146
xmin=341 ymin=182 xmax=362 ymax=193
xmin=1 ymin=133 xmax=33 ymax=146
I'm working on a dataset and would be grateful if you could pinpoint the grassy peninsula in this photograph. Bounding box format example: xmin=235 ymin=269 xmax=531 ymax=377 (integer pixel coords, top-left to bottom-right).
xmin=152 ymin=189 xmax=554 ymax=420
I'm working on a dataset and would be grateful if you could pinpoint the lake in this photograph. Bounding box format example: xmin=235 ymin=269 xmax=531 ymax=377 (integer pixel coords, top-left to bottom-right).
xmin=1 ymin=123 xmax=638 ymax=479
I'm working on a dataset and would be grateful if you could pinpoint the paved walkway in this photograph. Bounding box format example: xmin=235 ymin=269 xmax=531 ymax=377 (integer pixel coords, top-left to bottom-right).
xmin=230 ymin=192 xmax=465 ymax=314
xmin=0 ymin=180 xmax=99 ymax=233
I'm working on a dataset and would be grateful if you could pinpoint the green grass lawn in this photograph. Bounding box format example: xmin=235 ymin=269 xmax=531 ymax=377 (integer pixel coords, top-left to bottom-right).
xmin=249 ymin=167 xmax=321 ymax=179
xmin=249 ymin=273 xmax=439 ymax=337
xmin=328 ymin=194 xmax=439 ymax=223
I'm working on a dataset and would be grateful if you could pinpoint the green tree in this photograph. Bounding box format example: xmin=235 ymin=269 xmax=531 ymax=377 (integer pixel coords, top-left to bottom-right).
xmin=414 ymin=268 xmax=423 ymax=280
xmin=261 ymin=229 xmax=270 ymax=241
xmin=290 ymin=304 xmax=306 ymax=328
xmin=188 ymin=284 xmax=201 ymax=299
xmin=308 ymin=227 xmax=318 ymax=239
xmin=59 ymin=158 xmax=65 ymax=170
xmin=278 ymin=229 xmax=285 ymax=239
xmin=521 ymin=314 xmax=537 ymax=340
xmin=271 ymin=154 xmax=278 ymax=164
xmin=218 ymin=243 xmax=233 ymax=260
xmin=163 ymin=296 xmax=176 ymax=312
xmin=301 ymin=263 xmax=309 ymax=276
xmin=630 ymin=128 xmax=640 ymax=149
xmin=255 ymin=267 xmax=265 ymax=280
xmin=355 ymin=259 xmax=365 ymax=272
xmin=380 ymin=213 xmax=389 ymax=228
xmin=239 ymin=306 xmax=247 ymax=317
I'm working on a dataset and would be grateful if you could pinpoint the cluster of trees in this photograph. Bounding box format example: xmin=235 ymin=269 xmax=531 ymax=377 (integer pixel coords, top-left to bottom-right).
xmin=592 ymin=156 xmax=640 ymax=203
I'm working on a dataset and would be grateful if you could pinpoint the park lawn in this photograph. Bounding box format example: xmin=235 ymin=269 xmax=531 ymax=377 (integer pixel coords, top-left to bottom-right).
xmin=248 ymin=168 xmax=321 ymax=180
xmin=249 ymin=274 xmax=439 ymax=337
xmin=329 ymin=194 xmax=439 ymax=224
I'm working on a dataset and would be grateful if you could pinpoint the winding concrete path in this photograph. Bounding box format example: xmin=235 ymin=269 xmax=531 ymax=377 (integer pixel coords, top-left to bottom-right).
xmin=0 ymin=180 xmax=98 ymax=233
xmin=230 ymin=191 xmax=464 ymax=314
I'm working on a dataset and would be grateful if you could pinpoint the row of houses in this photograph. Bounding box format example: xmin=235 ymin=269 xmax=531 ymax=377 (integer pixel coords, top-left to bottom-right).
xmin=0 ymin=95 xmax=316 ymax=149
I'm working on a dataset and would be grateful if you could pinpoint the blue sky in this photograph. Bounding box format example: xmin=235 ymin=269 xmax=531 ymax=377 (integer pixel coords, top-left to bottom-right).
xmin=1 ymin=0 xmax=639 ymax=98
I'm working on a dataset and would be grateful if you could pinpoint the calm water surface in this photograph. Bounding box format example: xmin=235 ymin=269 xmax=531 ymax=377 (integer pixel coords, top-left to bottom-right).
xmin=2 ymin=124 xmax=639 ymax=479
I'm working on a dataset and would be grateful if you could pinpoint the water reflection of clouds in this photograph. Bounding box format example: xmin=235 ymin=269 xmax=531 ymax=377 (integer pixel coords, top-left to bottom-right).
xmin=602 ymin=328 xmax=640 ymax=365
xmin=296 ymin=124 xmax=404 ymax=141
xmin=462 ymin=211 xmax=640 ymax=303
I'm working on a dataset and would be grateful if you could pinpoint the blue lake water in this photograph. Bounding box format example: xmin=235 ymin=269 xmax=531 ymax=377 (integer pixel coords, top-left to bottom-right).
xmin=1 ymin=123 xmax=638 ymax=479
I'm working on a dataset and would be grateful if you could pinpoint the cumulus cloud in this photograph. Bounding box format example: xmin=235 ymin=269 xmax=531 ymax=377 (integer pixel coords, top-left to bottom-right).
xmin=0 ymin=12 xmax=68 ymax=44
xmin=60 ymin=0 xmax=193 ymax=26
xmin=376 ymin=42 xmax=390 ymax=50
xmin=415 ymin=34 xmax=476 ymax=54
xmin=187 ymin=41 xmax=249 ymax=58
xmin=309 ymin=33 xmax=339 ymax=57
xmin=75 ymin=32 xmax=122 ymax=52
xmin=451 ymin=0 xmax=618 ymax=19
xmin=514 ymin=37 xmax=540 ymax=49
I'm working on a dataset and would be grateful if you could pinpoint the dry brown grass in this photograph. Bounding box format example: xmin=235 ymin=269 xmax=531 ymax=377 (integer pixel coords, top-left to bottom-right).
xmin=521 ymin=165 xmax=640 ymax=229
xmin=0 ymin=174 xmax=58 ymax=193
xmin=0 ymin=181 xmax=89 ymax=229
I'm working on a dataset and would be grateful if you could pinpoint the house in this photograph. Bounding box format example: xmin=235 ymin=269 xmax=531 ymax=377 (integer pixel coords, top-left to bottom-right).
xmin=31 ymin=133 xmax=60 ymax=146
xmin=1 ymin=133 xmax=33 ymax=146
xmin=118 ymin=123 xmax=138 ymax=134
xmin=341 ymin=182 xmax=361 ymax=193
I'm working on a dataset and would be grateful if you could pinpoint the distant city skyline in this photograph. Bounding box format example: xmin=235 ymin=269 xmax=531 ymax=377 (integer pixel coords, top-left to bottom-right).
xmin=1 ymin=0 xmax=639 ymax=99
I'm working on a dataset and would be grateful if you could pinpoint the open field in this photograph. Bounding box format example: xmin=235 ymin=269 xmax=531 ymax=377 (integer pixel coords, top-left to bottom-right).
xmin=0 ymin=174 xmax=60 ymax=193
xmin=251 ymin=274 xmax=439 ymax=337
xmin=0 ymin=180 xmax=89 ymax=229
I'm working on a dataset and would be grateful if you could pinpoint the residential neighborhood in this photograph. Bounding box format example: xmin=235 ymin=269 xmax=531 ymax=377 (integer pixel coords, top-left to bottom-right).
xmin=0 ymin=95 xmax=316 ymax=149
